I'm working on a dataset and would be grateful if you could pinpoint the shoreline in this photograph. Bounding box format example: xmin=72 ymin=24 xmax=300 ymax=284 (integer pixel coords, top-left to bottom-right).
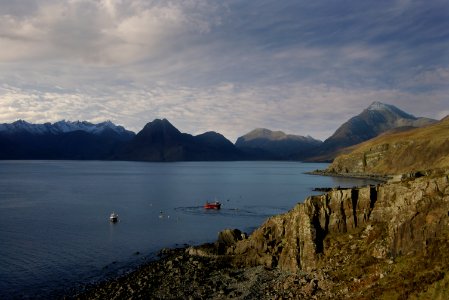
xmin=69 ymin=170 xmax=449 ymax=299
xmin=69 ymin=171 xmax=386 ymax=299
xmin=69 ymin=243 xmax=325 ymax=299
xmin=305 ymin=169 xmax=389 ymax=183
xmin=69 ymin=170 xmax=389 ymax=299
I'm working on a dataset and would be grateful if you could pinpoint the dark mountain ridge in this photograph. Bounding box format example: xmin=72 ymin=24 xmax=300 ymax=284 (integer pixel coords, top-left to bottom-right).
xmin=0 ymin=120 xmax=135 ymax=160
xmin=117 ymin=119 xmax=242 ymax=161
xmin=0 ymin=119 xmax=134 ymax=138
xmin=235 ymin=128 xmax=322 ymax=160
xmin=309 ymin=101 xmax=436 ymax=161
xmin=327 ymin=114 xmax=449 ymax=175
xmin=0 ymin=102 xmax=436 ymax=162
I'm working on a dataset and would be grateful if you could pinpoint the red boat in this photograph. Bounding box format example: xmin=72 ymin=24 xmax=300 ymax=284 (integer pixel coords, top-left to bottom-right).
xmin=204 ymin=201 xmax=221 ymax=209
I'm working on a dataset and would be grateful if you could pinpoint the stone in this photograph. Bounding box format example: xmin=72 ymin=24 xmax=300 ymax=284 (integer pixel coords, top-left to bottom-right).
xmin=75 ymin=173 xmax=449 ymax=300
xmin=228 ymin=173 xmax=449 ymax=272
xmin=217 ymin=228 xmax=245 ymax=246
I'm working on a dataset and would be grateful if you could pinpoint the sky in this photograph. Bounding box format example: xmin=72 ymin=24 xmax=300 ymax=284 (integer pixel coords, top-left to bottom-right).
xmin=0 ymin=0 xmax=448 ymax=142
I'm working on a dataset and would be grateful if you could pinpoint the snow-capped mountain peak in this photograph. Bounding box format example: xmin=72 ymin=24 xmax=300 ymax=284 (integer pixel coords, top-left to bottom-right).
xmin=0 ymin=120 xmax=133 ymax=137
xmin=0 ymin=120 xmax=50 ymax=135
xmin=367 ymin=101 xmax=391 ymax=111
xmin=366 ymin=101 xmax=416 ymax=119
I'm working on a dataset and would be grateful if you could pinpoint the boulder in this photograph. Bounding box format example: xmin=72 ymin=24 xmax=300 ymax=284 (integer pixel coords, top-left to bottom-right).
xmin=216 ymin=228 xmax=247 ymax=254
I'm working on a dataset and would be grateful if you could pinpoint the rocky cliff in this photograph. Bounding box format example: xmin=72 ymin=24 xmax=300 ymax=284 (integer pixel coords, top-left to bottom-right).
xmin=187 ymin=170 xmax=449 ymax=298
xmin=81 ymin=171 xmax=449 ymax=299
xmin=229 ymin=170 xmax=448 ymax=268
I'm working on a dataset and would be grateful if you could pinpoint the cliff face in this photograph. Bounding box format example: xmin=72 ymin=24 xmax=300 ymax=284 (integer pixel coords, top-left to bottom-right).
xmin=228 ymin=171 xmax=449 ymax=275
xmin=82 ymin=171 xmax=449 ymax=298
xmin=215 ymin=117 xmax=449 ymax=297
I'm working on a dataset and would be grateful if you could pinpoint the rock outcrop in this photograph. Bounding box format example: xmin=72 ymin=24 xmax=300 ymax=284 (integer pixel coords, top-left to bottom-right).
xmin=225 ymin=170 xmax=449 ymax=275
xmin=79 ymin=171 xmax=449 ymax=299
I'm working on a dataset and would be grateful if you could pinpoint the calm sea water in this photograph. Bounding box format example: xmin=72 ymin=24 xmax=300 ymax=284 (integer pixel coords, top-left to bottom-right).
xmin=0 ymin=161 xmax=378 ymax=298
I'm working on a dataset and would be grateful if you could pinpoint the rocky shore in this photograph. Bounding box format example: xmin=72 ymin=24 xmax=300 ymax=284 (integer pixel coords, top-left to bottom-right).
xmin=305 ymin=169 xmax=389 ymax=182
xmin=72 ymin=246 xmax=327 ymax=299
xmin=72 ymin=169 xmax=449 ymax=299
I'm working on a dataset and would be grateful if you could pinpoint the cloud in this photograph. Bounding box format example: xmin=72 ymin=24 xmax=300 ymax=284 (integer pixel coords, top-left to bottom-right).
xmin=402 ymin=67 xmax=449 ymax=90
xmin=0 ymin=0 xmax=223 ymax=64
xmin=2 ymin=80 xmax=447 ymax=142
xmin=0 ymin=0 xmax=448 ymax=142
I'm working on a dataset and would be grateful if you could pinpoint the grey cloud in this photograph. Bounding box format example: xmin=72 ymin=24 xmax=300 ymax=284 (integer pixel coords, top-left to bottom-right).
xmin=0 ymin=0 xmax=448 ymax=141
xmin=0 ymin=0 xmax=224 ymax=64
xmin=2 ymin=81 xmax=446 ymax=142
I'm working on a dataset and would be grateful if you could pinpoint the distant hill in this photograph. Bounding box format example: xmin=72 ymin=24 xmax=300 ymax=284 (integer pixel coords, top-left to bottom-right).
xmin=235 ymin=128 xmax=322 ymax=160
xmin=310 ymin=101 xmax=436 ymax=161
xmin=327 ymin=115 xmax=449 ymax=175
xmin=0 ymin=119 xmax=243 ymax=161
xmin=0 ymin=120 xmax=134 ymax=137
xmin=116 ymin=119 xmax=243 ymax=161
xmin=0 ymin=103 xmax=439 ymax=163
xmin=0 ymin=120 xmax=135 ymax=159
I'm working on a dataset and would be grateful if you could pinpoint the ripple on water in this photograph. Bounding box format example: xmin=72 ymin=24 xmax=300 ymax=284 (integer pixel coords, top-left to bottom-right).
xmin=174 ymin=205 xmax=289 ymax=218
xmin=1 ymin=161 xmax=378 ymax=298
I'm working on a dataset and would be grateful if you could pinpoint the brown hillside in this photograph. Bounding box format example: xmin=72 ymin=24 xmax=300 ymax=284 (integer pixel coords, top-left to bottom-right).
xmin=327 ymin=116 xmax=449 ymax=175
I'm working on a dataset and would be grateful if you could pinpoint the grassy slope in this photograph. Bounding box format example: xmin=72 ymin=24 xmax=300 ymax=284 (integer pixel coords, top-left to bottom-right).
xmin=329 ymin=116 xmax=449 ymax=175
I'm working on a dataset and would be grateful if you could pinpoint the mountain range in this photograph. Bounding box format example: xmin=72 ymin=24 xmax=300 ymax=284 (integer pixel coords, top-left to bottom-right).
xmin=0 ymin=120 xmax=134 ymax=137
xmin=0 ymin=102 xmax=437 ymax=162
xmin=116 ymin=119 xmax=242 ymax=161
xmin=235 ymin=128 xmax=322 ymax=160
xmin=0 ymin=120 xmax=134 ymax=160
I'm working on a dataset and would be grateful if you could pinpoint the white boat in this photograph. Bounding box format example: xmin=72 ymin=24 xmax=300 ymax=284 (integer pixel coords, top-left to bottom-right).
xmin=109 ymin=212 xmax=119 ymax=222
